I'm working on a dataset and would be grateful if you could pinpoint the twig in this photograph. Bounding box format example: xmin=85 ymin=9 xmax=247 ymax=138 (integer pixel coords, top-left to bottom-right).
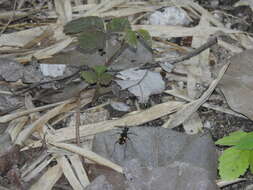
xmin=75 ymin=93 xmax=81 ymax=146
xmin=169 ymin=36 xmax=217 ymax=65
xmin=0 ymin=0 xmax=18 ymax=36
xmin=141 ymin=36 xmax=218 ymax=69
xmin=105 ymin=42 xmax=129 ymax=66
xmin=14 ymin=69 xmax=81 ymax=95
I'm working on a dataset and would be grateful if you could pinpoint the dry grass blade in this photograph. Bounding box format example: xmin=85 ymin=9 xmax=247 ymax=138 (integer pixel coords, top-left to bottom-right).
xmin=23 ymin=156 xmax=53 ymax=182
xmin=51 ymin=142 xmax=123 ymax=173
xmin=55 ymin=0 xmax=72 ymax=24
xmin=57 ymin=156 xmax=84 ymax=190
xmin=7 ymin=116 xmax=28 ymax=142
xmin=30 ymin=164 xmax=62 ymax=190
xmin=188 ymin=1 xmax=224 ymax=27
xmin=83 ymin=0 xmax=124 ymax=16
xmin=16 ymin=37 xmax=73 ymax=62
xmin=0 ymin=100 xmax=72 ymax=123
xmin=68 ymin=155 xmax=90 ymax=188
xmin=164 ymin=89 xmax=246 ymax=119
xmin=162 ymin=63 xmax=230 ymax=128
xmin=0 ymin=26 xmax=47 ymax=47
xmin=218 ymin=39 xmax=243 ymax=53
xmin=21 ymin=152 xmax=48 ymax=178
xmin=217 ymin=178 xmax=246 ymax=188
xmin=51 ymin=101 xmax=185 ymax=143
xmin=15 ymin=102 xmax=69 ymax=145
xmin=99 ymin=6 xmax=155 ymax=17
xmin=23 ymin=26 xmax=54 ymax=49
xmin=132 ymin=25 xmax=242 ymax=38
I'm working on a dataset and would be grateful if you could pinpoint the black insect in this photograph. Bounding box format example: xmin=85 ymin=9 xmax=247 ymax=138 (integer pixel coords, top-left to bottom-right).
xmin=116 ymin=127 xmax=130 ymax=145
xmin=112 ymin=127 xmax=136 ymax=159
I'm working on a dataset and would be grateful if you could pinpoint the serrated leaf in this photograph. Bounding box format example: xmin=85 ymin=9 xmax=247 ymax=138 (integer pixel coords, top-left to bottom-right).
xmin=77 ymin=31 xmax=106 ymax=53
xmin=81 ymin=71 xmax=97 ymax=84
xmin=64 ymin=16 xmax=105 ymax=35
xmin=137 ymin=29 xmax=152 ymax=47
xmin=218 ymin=147 xmax=250 ymax=180
xmin=99 ymin=73 xmax=113 ymax=85
xmin=234 ymin=132 xmax=253 ymax=150
xmin=92 ymin=65 xmax=107 ymax=76
xmin=215 ymin=130 xmax=248 ymax=146
xmin=106 ymin=18 xmax=131 ymax=33
xmin=249 ymin=151 xmax=253 ymax=173
xmin=125 ymin=30 xmax=138 ymax=48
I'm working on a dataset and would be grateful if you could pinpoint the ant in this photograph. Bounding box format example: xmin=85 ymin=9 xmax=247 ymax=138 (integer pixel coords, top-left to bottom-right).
xmin=116 ymin=127 xmax=130 ymax=145
xmin=112 ymin=127 xmax=136 ymax=159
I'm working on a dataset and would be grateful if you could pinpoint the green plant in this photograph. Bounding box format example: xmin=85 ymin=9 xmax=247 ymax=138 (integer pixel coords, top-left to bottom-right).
xmin=81 ymin=65 xmax=112 ymax=103
xmin=63 ymin=17 xmax=152 ymax=53
xmin=215 ymin=130 xmax=253 ymax=180
xmin=81 ymin=65 xmax=112 ymax=86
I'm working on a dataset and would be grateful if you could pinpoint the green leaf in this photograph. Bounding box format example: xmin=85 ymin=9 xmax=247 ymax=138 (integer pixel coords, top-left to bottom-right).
xmin=215 ymin=130 xmax=248 ymax=146
xmin=77 ymin=31 xmax=106 ymax=53
xmin=80 ymin=71 xmax=98 ymax=84
xmin=137 ymin=29 xmax=152 ymax=47
xmin=64 ymin=16 xmax=105 ymax=35
xmin=106 ymin=17 xmax=131 ymax=33
xmin=218 ymin=147 xmax=250 ymax=180
xmin=125 ymin=30 xmax=138 ymax=48
xmin=99 ymin=73 xmax=113 ymax=85
xmin=234 ymin=132 xmax=253 ymax=150
xmin=92 ymin=65 xmax=107 ymax=76
xmin=249 ymin=151 xmax=253 ymax=173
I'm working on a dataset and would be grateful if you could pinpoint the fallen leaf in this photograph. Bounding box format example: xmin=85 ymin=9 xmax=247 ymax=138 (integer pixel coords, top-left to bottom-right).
xmin=115 ymin=69 xmax=165 ymax=103
xmin=219 ymin=49 xmax=253 ymax=120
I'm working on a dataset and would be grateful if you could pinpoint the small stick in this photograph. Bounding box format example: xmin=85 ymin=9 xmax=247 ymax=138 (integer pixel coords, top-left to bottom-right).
xmin=168 ymin=36 xmax=217 ymax=65
xmin=75 ymin=93 xmax=81 ymax=146
xmin=14 ymin=70 xmax=81 ymax=95
xmin=141 ymin=36 xmax=218 ymax=70
xmin=75 ymin=92 xmax=86 ymax=166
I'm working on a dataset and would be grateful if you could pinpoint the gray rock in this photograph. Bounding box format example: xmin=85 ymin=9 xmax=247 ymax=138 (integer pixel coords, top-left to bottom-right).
xmin=0 ymin=58 xmax=23 ymax=82
xmin=0 ymin=58 xmax=43 ymax=83
xmin=91 ymin=126 xmax=219 ymax=190
xmin=85 ymin=175 xmax=113 ymax=190
xmin=0 ymin=86 xmax=22 ymax=111
xmin=124 ymin=159 xmax=218 ymax=190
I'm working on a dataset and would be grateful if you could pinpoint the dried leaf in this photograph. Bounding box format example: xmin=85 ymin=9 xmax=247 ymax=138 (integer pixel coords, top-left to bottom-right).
xmin=30 ymin=164 xmax=62 ymax=190
xmin=57 ymin=156 xmax=84 ymax=190
xmin=219 ymin=49 xmax=253 ymax=120
xmin=50 ymin=101 xmax=184 ymax=143
xmin=51 ymin=142 xmax=123 ymax=173
xmin=163 ymin=63 xmax=230 ymax=128
xmin=116 ymin=69 xmax=165 ymax=103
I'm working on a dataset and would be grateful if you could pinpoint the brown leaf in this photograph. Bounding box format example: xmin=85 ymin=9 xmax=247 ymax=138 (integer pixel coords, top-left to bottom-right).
xmin=219 ymin=49 xmax=253 ymax=120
